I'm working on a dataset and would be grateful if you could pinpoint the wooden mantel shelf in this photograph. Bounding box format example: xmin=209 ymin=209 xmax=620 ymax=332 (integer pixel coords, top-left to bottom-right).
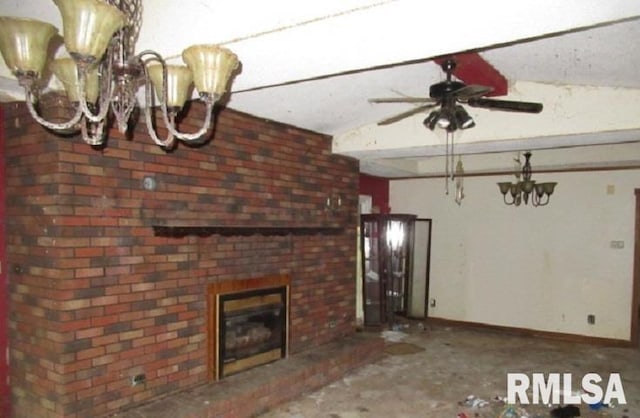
xmin=152 ymin=225 xmax=344 ymax=237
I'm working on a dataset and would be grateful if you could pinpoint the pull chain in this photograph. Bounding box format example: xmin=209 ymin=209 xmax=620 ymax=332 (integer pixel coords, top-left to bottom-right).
xmin=445 ymin=131 xmax=449 ymax=195
xmin=444 ymin=130 xmax=455 ymax=195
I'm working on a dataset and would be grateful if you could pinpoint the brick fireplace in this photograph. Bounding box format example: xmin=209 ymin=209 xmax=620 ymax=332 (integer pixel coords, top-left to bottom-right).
xmin=3 ymin=99 xmax=363 ymax=417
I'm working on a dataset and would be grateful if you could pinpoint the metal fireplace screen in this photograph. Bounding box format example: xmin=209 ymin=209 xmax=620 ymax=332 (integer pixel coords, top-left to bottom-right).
xmin=217 ymin=286 xmax=287 ymax=378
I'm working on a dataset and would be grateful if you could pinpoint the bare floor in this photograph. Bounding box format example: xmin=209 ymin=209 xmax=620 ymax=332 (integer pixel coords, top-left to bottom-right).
xmin=259 ymin=323 xmax=639 ymax=418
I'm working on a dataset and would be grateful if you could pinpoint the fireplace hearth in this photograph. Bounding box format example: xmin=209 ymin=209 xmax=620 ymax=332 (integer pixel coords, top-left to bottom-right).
xmin=207 ymin=275 xmax=290 ymax=380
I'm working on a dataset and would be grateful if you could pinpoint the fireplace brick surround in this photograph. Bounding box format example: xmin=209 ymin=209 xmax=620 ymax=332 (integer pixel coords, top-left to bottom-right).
xmin=2 ymin=99 xmax=375 ymax=417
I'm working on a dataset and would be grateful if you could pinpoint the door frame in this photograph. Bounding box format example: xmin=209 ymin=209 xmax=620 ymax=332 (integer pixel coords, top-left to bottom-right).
xmin=0 ymin=105 xmax=9 ymax=416
xmin=417 ymin=218 xmax=432 ymax=318
xmin=632 ymin=189 xmax=640 ymax=347
xmin=407 ymin=218 xmax=432 ymax=319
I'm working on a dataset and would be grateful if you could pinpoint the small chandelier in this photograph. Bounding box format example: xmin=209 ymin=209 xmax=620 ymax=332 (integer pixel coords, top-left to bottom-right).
xmin=0 ymin=0 xmax=240 ymax=149
xmin=497 ymin=151 xmax=557 ymax=206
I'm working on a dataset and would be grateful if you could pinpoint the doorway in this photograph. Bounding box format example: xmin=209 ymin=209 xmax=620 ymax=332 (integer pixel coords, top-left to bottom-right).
xmin=407 ymin=219 xmax=432 ymax=318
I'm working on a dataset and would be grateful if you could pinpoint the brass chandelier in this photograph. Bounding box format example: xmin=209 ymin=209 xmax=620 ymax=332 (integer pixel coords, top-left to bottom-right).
xmin=498 ymin=151 xmax=557 ymax=206
xmin=0 ymin=0 xmax=240 ymax=148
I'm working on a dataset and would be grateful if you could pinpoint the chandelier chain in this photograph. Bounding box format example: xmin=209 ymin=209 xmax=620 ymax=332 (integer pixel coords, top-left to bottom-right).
xmin=104 ymin=0 xmax=142 ymax=54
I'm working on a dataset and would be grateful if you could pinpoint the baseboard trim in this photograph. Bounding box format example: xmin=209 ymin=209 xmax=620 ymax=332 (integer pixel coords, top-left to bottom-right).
xmin=425 ymin=317 xmax=635 ymax=348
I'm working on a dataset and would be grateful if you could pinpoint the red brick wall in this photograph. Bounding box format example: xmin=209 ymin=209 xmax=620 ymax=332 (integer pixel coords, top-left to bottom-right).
xmin=2 ymin=100 xmax=359 ymax=418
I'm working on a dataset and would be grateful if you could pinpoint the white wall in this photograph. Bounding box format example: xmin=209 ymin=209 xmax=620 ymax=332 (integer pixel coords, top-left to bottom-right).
xmin=390 ymin=169 xmax=640 ymax=341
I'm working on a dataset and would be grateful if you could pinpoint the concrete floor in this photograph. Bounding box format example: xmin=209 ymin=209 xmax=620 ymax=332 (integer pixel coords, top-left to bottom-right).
xmin=259 ymin=323 xmax=639 ymax=418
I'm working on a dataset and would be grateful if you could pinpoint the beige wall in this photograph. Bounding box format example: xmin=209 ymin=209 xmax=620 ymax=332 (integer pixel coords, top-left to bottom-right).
xmin=390 ymin=168 xmax=640 ymax=341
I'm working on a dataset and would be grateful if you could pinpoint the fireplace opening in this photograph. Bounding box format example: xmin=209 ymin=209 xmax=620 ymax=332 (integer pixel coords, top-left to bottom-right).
xmin=219 ymin=287 xmax=287 ymax=378
xmin=208 ymin=275 xmax=290 ymax=380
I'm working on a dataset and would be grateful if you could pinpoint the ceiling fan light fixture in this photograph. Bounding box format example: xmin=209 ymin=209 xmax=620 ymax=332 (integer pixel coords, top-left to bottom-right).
xmin=423 ymin=111 xmax=440 ymax=130
xmin=436 ymin=106 xmax=455 ymax=129
xmin=436 ymin=115 xmax=451 ymax=129
xmin=454 ymin=105 xmax=475 ymax=129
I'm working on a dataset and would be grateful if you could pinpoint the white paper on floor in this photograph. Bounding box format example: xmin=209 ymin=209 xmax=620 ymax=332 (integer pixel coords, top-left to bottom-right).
xmin=380 ymin=330 xmax=408 ymax=342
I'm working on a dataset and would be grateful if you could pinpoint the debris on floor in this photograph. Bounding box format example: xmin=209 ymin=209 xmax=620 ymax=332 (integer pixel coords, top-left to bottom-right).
xmin=258 ymin=323 xmax=639 ymax=418
xmin=379 ymin=329 xmax=407 ymax=342
xmin=497 ymin=405 xmax=530 ymax=418
xmin=550 ymin=405 xmax=581 ymax=417
xmin=460 ymin=394 xmax=490 ymax=408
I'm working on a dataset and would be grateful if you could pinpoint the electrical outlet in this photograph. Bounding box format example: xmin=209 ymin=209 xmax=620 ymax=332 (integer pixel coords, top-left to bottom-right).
xmin=430 ymin=299 xmax=436 ymax=308
xmin=131 ymin=373 xmax=146 ymax=386
xmin=610 ymin=240 xmax=624 ymax=249
xmin=587 ymin=314 xmax=596 ymax=325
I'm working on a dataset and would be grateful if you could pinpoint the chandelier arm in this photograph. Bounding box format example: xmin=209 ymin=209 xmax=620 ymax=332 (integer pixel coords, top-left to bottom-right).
xmin=24 ymin=86 xmax=84 ymax=131
xmin=138 ymin=50 xmax=169 ymax=114
xmin=503 ymin=194 xmax=515 ymax=206
xmin=80 ymin=118 xmax=107 ymax=146
xmin=137 ymin=48 xmax=216 ymax=142
xmin=167 ymin=99 xmax=214 ymax=142
xmin=141 ymin=98 xmax=177 ymax=149
xmin=531 ymin=192 xmax=550 ymax=207
xmin=77 ymin=63 xmax=114 ymax=124
xmin=75 ymin=40 xmax=117 ymax=124
xmin=137 ymin=53 xmax=177 ymax=148
xmin=531 ymin=191 xmax=539 ymax=207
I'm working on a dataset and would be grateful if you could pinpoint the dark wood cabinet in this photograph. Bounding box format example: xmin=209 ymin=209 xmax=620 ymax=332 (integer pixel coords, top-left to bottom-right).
xmin=360 ymin=214 xmax=417 ymax=327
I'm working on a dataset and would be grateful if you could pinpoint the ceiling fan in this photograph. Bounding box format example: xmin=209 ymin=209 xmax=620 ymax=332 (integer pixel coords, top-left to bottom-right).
xmin=369 ymin=59 xmax=543 ymax=131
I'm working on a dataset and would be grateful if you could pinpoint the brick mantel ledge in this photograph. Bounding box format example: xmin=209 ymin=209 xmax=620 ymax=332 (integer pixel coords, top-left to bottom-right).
xmin=152 ymin=225 xmax=344 ymax=237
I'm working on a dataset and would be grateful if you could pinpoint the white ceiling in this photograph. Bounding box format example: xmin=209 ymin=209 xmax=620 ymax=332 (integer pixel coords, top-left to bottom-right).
xmin=1 ymin=0 xmax=640 ymax=177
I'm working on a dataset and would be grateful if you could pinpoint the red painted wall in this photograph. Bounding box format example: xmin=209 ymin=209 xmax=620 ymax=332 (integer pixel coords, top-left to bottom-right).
xmin=0 ymin=105 xmax=9 ymax=418
xmin=359 ymin=173 xmax=390 ymax=213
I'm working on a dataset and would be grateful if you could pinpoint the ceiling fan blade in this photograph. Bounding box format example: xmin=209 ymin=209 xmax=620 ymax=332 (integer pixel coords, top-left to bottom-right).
xmin=467 ymin=98 xmax=543 ymax=113
xmin=452 ymin=84 xmax=493 ymax=99
xmin=377 ymin=104 xmax=437 ymax=125
xmin=369 ymin=97 xmax=434 ymax=104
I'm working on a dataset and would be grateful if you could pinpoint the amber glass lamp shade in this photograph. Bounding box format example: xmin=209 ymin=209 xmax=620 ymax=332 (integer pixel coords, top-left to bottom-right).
xmin=182 ymin=44 xmax=239 ymax=98
xmin=0 ymin=17 xmax=58 ymax=76
xmin=520 ymin=180 xmax=536 ymax=194
xmin=535 ymin=182 xmax=557 ymax=197
xmin=497 ymin=182 xmax=512 ymax=196
xmin=50 ymin=57 xmax=99 ymax=103
xmin=53 ymin=0 xmax=125 ymax=62
xmin=147 ymin=64 xmax=194 ymax=109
